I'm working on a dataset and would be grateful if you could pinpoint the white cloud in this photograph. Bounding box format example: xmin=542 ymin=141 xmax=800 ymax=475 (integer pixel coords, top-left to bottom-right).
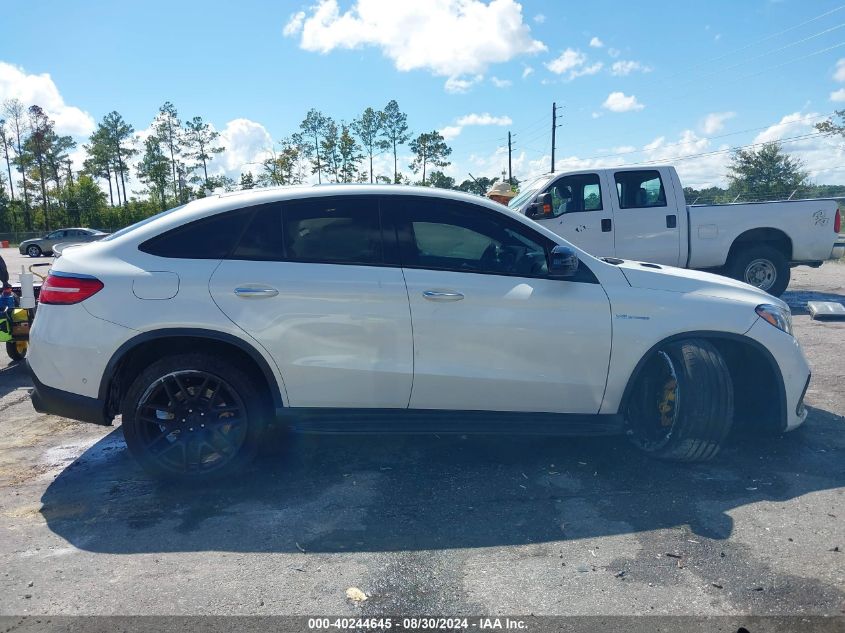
xmin=607 ymin=47 xmax=620 ymax=58
xmin=610 ymin=60 xmax=651 ymax=76
xmin=831 ymin=88 xmax=845 ymax=102
xmin=834 ymin=58 xmax=845 ymax=82
xmin=284 ymin=0 xmax=546 ymax=90
xmin=589 ymin=36 xmax=604 ymax=48
xmin=218 ymin=118 xmax=274 ymax=177
xmin=701 ymin=111 xmax=736 ymax=134
xmin=522 ymin=65 xmax=534 ymax=79
xmin=490 ymin=76 xmax=512 ymax=88
xmin=544 ymin=48 xmax=603 ymax=80
xmin=569 ymin=62 xmax=603 ymax=78
xmin=283 ymin=11 xmax=306 ymax=36
xmin=545 ymin=48 xmax=586 ymax=74
xmin=439 ymin=125 xmax=463 ymax=140
xmin=444 ymin=74 xmax=483 ymax=93
xmin=591 ymin=111 xmax=602 ymax=119
xmin=533 ymin=13 xmax=545 ymax=23
xmin=0 ymin=61 xmax=95 ymax=137
xmin=456 ymin=113 xmax=512 ymax=126
xmin=440 ymin=112 xmax=512 ymax=140
xmin=602 ymin=91 xmax=644 ymax=112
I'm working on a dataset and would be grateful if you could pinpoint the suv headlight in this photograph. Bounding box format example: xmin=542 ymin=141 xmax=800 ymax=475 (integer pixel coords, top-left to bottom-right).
xmin=756 ymin=304 xmax=793 ymax=336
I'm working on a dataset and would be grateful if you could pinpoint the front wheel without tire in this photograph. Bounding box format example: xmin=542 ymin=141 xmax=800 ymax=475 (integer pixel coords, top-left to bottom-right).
xmin=121 ymin=353 xmax=268 ymax=480
xmin=727 ymin=245 xmax=789 ymax=296
xmin=625 ymin=338 xmax=733 ymax=462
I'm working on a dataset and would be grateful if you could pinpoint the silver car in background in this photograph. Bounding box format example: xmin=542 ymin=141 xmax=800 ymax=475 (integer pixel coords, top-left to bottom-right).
xmin=19 ymin=228 xmax=109 ymax=257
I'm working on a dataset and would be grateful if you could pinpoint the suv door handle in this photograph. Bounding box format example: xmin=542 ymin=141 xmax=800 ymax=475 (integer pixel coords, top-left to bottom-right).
xmin=234 ymin=285 xmax=279 ymax=298
xmin=422 ymin=290 xmax=464 ymax=302
xmin=601 ymin=218 xmax=612 ymax=232
xmin=666 ymin=214 xmax=677 ymax=229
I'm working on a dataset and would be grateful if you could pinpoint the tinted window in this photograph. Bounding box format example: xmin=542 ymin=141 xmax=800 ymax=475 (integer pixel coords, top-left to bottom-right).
xmin=47 ymin=230 xmax=65 ymax=239
xmin=546 ymin=173 xmax=603 ymax=217
xmin=615 ymin=170 xmax=667 ymax=209
xmin=399 ymin=198 xmax=549 ymax=277
xmin=139 ymin=210 xmax=250 ymax=259
xmin=282 ymin=197 xmax=383 ymax=264
xmin=230 ymin=205 xmax=284 ymax=260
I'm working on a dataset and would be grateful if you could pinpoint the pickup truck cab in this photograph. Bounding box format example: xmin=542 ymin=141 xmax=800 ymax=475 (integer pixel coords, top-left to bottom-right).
xmin=511 ymin=166 xmax=843 ymax=295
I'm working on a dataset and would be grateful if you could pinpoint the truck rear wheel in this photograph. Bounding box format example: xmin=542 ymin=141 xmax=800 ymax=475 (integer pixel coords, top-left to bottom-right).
xmin=625 ymin=338 xmax=733 ymax=462
xmin=121 ymin=353 xmax=267 ymax=481
xmin=727 ymin=245 xmax=790 ymax=296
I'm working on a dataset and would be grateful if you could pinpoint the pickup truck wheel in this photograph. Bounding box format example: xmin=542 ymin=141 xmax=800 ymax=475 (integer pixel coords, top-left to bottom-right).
xmin=625 ymin=338 xmax=733 ymax=462
xmin=121 ymin=353 xmax=266 ymax=481
xmin=727 ymin=245 xmax=789 ymax=296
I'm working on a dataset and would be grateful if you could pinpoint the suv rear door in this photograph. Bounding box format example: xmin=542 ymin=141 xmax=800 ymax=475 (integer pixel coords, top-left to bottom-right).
xmin=209 ymin=196 xmax=413 ymax=408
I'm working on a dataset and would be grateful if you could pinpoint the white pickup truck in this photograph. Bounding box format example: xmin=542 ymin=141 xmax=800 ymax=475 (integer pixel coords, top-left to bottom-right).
xmin=511 ymin=165 xmax=844 ymax=295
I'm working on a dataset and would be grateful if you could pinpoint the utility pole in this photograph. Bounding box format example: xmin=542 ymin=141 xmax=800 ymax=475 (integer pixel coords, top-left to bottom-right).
xmin=507 ymin=131 xmax=513 ymax=185
xmin=551 ymin=102 xmax=557 ymax=173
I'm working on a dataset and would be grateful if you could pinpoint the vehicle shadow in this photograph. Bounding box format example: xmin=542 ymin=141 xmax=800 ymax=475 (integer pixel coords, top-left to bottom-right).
xmin=783 ymin=289 xmax=845 ymax=315
xmin=40 ymin=406 xmax=844 ymax=554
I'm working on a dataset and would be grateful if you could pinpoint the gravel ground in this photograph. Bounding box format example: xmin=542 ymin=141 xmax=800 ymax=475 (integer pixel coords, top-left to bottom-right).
xmin=0 ymin=254 xmax=842 ymax=618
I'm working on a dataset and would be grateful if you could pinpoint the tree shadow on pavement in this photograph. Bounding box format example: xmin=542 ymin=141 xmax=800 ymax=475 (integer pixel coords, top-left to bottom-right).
xmin=40 ymin=405 xmax=845 ymax=554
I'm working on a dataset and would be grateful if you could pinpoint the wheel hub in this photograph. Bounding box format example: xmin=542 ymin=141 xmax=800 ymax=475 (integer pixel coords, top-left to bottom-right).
xmin=744 ymin=259 xmax=776 ymax=290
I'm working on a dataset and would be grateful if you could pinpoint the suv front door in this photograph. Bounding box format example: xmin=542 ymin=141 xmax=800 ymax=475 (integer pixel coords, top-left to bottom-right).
xmin=392 ymin=196 xmax=612 ymax=414
xmin=209 ymin=196 xmax=413 ymax=409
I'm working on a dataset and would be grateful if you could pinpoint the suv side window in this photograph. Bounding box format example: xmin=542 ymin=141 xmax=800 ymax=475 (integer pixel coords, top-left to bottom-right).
xmin=139 ymin=210 xmax=251 ymax=259
xmin=546 ymin=173 xmax=603 ymax=217
xmin=614 ymin=170 xmax=667 ymax=209
xmin=230 ymin=204 xmax=284 ymax=261
xmin=282 ymin=196 xmax=383 ymax=265
xmin=398 ymin=198 xmax=550 ymax=277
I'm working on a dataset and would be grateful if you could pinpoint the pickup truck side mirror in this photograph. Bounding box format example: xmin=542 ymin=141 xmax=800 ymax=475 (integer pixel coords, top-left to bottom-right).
xmin=549 ymin=245 xmax=579 ymax=278
xmin=526 ymin=193 xmax=553 ymax=219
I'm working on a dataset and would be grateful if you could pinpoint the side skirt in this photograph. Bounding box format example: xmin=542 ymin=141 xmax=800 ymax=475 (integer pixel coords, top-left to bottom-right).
xmin=281 ymin=408 xmax=625 ymax=436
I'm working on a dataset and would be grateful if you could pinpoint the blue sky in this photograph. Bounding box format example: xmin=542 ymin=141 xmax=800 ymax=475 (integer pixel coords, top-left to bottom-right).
xmin=3 ymin=0 xmax=845 ymax=189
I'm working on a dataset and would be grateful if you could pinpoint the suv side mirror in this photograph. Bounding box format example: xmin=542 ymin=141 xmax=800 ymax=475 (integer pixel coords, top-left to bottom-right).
xmin=526 ymin=193 xmax=553 ymax=219
xmin=549 ymin=245 xmax=579 ymax=278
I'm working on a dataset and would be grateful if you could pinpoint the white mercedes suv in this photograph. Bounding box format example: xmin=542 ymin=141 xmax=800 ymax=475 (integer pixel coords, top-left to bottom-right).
xmin=27 ymin=185 xmax=811 ymax=480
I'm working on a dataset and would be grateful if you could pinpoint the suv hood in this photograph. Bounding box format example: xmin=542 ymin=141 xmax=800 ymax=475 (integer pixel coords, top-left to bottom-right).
xmin=614 ymin=259 xmax=787 ymax=308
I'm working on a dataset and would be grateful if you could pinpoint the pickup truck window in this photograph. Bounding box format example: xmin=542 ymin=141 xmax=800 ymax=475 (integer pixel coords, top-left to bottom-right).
xmin=615 ymin=170 xmax=667 ymax=209
xmin=546 ymin=174 xmax=603 ymax=217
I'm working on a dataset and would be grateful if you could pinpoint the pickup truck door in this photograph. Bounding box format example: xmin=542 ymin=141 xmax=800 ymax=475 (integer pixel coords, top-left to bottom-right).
xmin=533 ymin=172 xmax=616 ymax=258
xmin=607 ymin=168 xmax=682 ymax=266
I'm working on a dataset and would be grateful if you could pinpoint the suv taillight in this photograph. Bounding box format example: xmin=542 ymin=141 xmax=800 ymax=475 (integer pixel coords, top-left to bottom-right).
xmin=39 ymin=274 xmax=104 ymax=305
xmin=835 ymin=208 xmax=841 ymax=234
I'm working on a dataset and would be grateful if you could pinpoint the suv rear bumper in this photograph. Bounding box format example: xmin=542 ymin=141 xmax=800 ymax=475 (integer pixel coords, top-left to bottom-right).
xmin=28 ymin=362 xmax=109 ymax=425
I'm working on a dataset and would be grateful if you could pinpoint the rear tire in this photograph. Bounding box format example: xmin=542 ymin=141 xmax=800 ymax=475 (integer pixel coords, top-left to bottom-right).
xmin=121 ymin=353 xmax=268 ymax=481
xmin=726 ymin=245 xmax=789 ymax=296
xmin=625 ymin=338 xmax=733 ymax=462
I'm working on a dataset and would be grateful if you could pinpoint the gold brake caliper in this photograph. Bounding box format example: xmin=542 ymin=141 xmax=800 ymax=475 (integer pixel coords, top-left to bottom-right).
xmin=658 ymin=378 xmax=677 ymax=427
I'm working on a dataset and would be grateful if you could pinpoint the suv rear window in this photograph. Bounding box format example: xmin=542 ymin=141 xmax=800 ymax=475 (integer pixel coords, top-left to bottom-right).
xmin=139 ymin=210 xmax=250 ymax=259
xmin=282 ymin=197 xmax=383 ymax=264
